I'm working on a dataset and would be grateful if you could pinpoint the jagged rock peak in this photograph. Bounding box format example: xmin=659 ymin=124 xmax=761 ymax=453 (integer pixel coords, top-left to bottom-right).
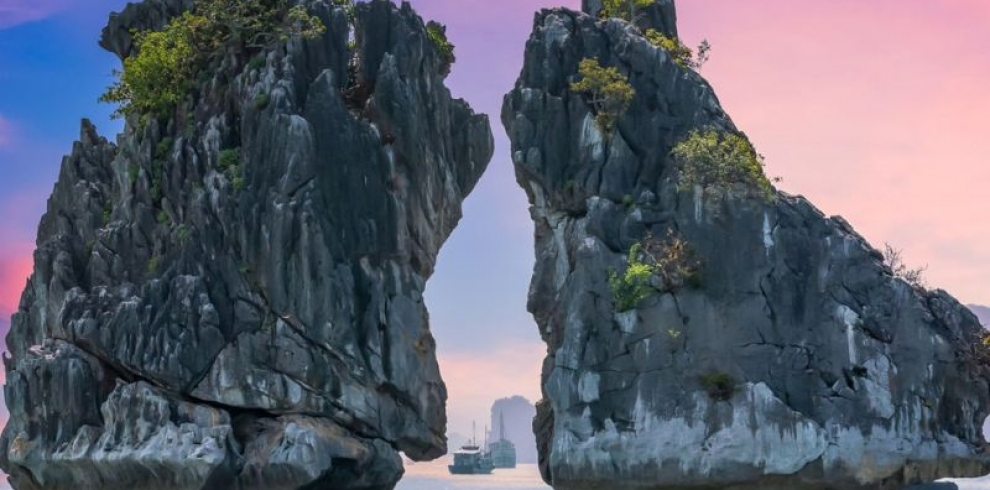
xmin=1 ymin=1 xmax=493 ymax=489
xmin=581 ymin=0 xmax=678 ymax=37
xmin=504 ymin=4 xmax=990 ymax=490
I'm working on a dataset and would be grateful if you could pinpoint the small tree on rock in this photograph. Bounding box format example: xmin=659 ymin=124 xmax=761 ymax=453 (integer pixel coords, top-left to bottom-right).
xmin=426 ymin=21 xmax=456 ymax=76
xmin=600 ymin=0 xmax=656 ymax=24
xmin=644 ymin=29 xmax=710 ymax=70
xmin=570 ymin=57 xmax=635 ymax=134
xmin=883 ymin=244 xmax=927 ymax=289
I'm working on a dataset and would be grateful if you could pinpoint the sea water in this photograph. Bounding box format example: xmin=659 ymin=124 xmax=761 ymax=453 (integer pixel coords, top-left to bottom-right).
xmin=396 ymin=455 xmax=550 ymax=490
xmin=393 ymin=457 xmax=990 ymax=490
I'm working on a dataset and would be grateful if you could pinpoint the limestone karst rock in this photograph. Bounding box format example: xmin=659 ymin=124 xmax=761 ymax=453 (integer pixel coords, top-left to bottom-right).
xmin=503 ymin=2 xmax=990 ymax=489
xmin=0 ymin=1 xmax=492 ymax=489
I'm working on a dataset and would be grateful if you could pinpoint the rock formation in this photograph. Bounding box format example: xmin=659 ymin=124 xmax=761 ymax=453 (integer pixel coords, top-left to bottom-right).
xmin=503 ymin=2 xmax=990 ymax=489
xmin=0 ymin=1 xmax=492 ymax=489
xmin=489 ymin=396 xmax=538 ymax=464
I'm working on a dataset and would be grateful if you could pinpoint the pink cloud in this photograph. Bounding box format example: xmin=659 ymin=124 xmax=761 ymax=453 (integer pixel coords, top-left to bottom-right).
xmin=437 ymin=341 xmax=545 ymax=436
xmin=0 ymin=0 xmax=70 ymax=30
xmin=0 ymin=246 xmax=32 ymax=320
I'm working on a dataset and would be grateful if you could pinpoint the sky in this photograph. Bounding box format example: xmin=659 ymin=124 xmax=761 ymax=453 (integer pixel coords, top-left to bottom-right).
xmin=0 ymin=0 xmax=989 ymax=449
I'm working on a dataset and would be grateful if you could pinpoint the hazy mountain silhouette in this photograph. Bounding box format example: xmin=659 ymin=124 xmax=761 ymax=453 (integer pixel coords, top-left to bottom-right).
xmin=490 ymin=396 xmax=538 ymax=464
xmin=969 ymin=305 xmax=990 ymax=326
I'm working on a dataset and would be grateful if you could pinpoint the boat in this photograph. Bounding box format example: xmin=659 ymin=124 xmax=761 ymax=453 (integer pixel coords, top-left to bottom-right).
xmin=448 ymin=444 xmax=495 ymax=475
xmin=448 ymin=422 xmax=494 ymax=475
xmin=489 ymin=411 xmax=517 ymax=469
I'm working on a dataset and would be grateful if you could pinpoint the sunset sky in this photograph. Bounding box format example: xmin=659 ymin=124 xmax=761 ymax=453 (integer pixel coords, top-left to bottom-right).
xmin=1 ymin=0 xmax=989 ymax=440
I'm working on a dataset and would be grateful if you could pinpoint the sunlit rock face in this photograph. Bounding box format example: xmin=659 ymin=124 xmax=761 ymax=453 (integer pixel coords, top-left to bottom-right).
xmin=503 ymin=2 xmax=990 ymax=489
xmin=0 ymin=1 xmax=493 ymax=489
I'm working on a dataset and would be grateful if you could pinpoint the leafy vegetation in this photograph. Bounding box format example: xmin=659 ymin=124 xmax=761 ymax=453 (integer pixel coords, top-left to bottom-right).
xmin=100 ymin=19 xmax=198 ymax=119
xmin=147 ymin=255 xmax=161 ymax=275
xmin=599 ymin=0 xmax=656 ymax=23
xmin=608 ymin=231 xmax=700 ymax=312
xmin=672 ymin=128 xmax=774 ymax=201
xmin=128 ymin=163 xmax=140 ymax=186
xmin=699 ymin=372 xmax=735 ymax=401
xmin=248 ymin=55 xmax=267 ymax=71
xmin=426 ymin=21 xmax=456 ymax=76
xmin=219 ymin=148 xmax=246 ymax=191
xmin=640 ymin=230 xmax=701 ymax=292
xmin=609 ymin=243 xmax=657 ymax=312
xmin=177 ymin=224 xmax=192 ymax=243
xmin=100 ymin=0 xmax=325 ymax=119
xmin=149 ymin=137 xmax=174 ymax=202
xmin=219 ymin=148 xmax=240 ymax=169
xmin=103 ymin=202 xmax=113 ymax=226
xmin=332 ymin=0 xmax=356 ymax=23
xmin=570 ymin=58 xmax=635 ymax=134
xmin=254 ymin=92 xmax=271 ymax=110
xmin=977 ymin=331 xmax=990 ymax=364
xmin=621 ymin=194 xmax=635 ymax=209
xmin=883 ymin=244 xmax=927 ymax=288
xmin=643 ymin=29 xmax=710 ymax=69
xmin=157 ymin=210 xmax=172 ymax=226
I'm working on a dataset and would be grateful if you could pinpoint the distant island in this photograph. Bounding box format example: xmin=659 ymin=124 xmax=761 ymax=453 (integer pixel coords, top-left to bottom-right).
xmin=490 ymin=396 xmax=537 ymax=464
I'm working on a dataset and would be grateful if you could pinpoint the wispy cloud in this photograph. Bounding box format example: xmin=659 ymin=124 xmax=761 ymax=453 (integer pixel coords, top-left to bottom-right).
xmin=0 ymin=0 xmax=69 ymax=30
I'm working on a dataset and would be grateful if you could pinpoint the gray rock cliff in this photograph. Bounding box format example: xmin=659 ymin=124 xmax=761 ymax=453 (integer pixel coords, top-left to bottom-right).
xmin=503 ymin=3 xmax=990 ymax=490
xmin=0 ymin=0 xmax=492 ymax=489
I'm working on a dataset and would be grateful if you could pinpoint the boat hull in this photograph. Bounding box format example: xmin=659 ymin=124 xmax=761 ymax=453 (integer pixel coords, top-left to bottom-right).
xmin=448 ymin=465 xmax=494 ymax=475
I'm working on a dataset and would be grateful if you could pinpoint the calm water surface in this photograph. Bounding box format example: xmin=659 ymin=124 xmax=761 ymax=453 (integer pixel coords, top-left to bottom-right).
xmin=397 ymin=455 xmax=551 ymax=490
xmin=394 ymin=457 xmax=990 ymax=490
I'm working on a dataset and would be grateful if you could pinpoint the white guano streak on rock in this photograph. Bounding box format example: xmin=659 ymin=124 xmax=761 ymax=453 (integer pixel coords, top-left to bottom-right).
xmin=861 ymin=355 xmax=896 ymax=419
xmin=837 ymin=305 xmax=860 ymax=365
xmin=549 ymin=214 xmax=571 ymax=292
xmin=579 ymin=113 xmax=604 ymax=162
xmin=762 ymin=213 xmax=775 ymax=257
xmin=578 ymin=372 xmax=600 ymax=403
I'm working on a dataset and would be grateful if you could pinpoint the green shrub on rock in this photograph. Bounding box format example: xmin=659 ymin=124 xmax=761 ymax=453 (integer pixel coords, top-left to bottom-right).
xmin=672 ymin=128 xmax=774 ymax=201
xmin=609 ymin=232 xmax=702 ymax=312
xmin=332 ymin=0 xmax=356 ymax=23
xmin=644 ymin=29 xmax=710 ymax=70
xmin=600 ymin=0 xmax=656 ymax=23
xmin=99 ymin=17 xmax=198 ymax=119
xmin=254 ymin=92 xmax=271 ymax=110
xmin=570 ymin=57 xmax=635 ymax=134
xmin=426 ymin=21 xmax=456 ymax=76
xmin=609 ymin=243 xmax=657 ymax=312
xmin=100 ymin=0 xmax=325 ymax=119
xmin=219 ymin=148 xmax=240 ymax=169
